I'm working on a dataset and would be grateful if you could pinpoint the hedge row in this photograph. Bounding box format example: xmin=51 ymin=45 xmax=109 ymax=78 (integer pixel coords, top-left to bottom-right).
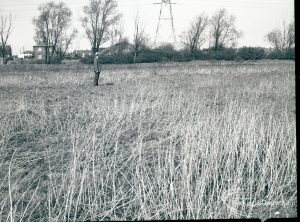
xmin=6 ymin=47 xmax=292 ymax=65
xmin=80 ymin=47 xmax=294 ymax=65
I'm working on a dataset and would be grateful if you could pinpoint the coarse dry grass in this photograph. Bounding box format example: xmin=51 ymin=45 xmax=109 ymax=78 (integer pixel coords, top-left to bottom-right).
xmin=0 ymin=60 xmax=296 ymax=221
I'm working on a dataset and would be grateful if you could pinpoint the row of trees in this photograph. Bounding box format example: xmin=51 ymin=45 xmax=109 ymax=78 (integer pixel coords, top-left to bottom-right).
xmin=266 ymin=21 xmax=295 ymax=53
xmin=30 ymin=0 xmax=122 ymax=63
xmin=0 ymin=0 xmax=295 ymax=64
xmin=182 ymin=10 xmax=242 ymax=54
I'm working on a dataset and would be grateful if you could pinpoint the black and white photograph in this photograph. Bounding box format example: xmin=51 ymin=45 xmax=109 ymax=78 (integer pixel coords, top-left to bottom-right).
xmin=0 ymin=0 xmax=296 ymax=221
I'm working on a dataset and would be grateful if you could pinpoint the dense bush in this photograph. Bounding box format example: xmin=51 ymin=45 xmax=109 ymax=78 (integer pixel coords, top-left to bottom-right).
xmin=77 ymin=45 xmax=294 ymax=64
xmin=29 ymin=59 xmax=46 ymax=64
xmin=266 ymin=51 xmax=284 ymax=60
xmin=266 ymin=48 xmax=295 ymax=60
xmin=11 ymin=58 xmax=63 ymax=65
xmin=135 ymin=50 xmax=163 ymax=63
xmin=208 ymin=48 xmax=238 ymax=60
xmin=237 ymin=47 xmax=265 ymax=60
xmin=80 ymin=56 xmax=94 ymax=64
xmin=153 ymin=44 xmax=178 ymax=61
xmin=101 ymin=53 xmax=134 ymax=64
xmin=49 ymin=58 xmax=62 ymax=64
xmin=193 ymin=50 xmax=213 ymax=60
xmin=285 ymin=48 xmax=295 ymax=60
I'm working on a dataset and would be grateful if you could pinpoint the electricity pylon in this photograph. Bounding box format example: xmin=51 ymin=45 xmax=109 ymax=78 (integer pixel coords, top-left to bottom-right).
xmin=153 ymin=0 xmax=177 ymax=45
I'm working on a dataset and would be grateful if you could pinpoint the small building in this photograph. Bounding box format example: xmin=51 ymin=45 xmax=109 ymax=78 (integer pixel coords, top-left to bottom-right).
xmin=75 ymin=50 xmax=92 ymax=58
xmin=33 ymin=43 xmax=55 ymax=60
xmin=18 ymin=50 xmax=33 ymax=59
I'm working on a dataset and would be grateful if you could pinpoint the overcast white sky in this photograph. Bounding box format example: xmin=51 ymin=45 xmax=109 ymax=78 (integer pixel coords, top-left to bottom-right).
xmin=0 ymin=0 xmax=294 ymax=54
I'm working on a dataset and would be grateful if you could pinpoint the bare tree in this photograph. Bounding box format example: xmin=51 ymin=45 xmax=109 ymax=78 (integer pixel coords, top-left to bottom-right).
xmin=56 ymin=29 xmax=78 ymax=60
xmin=266 ymin=30 xmax=282 ymax=51
xmin=111 ymin=21 xmax=124 ymax=46
xmin=110 ymin=21 xmax=128 ymax=56
xmin=287 ymin=21 xmax=295 ymax=49
xmin=181 ymin=13 xmax=209 ymax=53
xmin=266 ymin=21 xmax=294 ymax=51
xmin=33 ymin=1 xmax=77 ymax=62
xmin=210 ymin=8 xmax=242 ymax=51
xmin=0 ymin=11 xmax=13 ymax=63
xmin=133 ymin=13 xmax=148 ymax=63
xmin=81 ymin=0 xmax=121 ymax=54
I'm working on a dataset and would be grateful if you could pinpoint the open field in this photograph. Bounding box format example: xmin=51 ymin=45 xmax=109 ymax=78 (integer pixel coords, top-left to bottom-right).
xmin=0 ymin=60 xmax=296 ymax=221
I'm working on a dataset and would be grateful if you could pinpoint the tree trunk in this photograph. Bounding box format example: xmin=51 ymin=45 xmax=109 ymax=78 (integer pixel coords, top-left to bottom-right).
xmin=45 ymin=49 xmax=48 ymax=64
xmin=134 ymin=51 xmax=137 ymax=64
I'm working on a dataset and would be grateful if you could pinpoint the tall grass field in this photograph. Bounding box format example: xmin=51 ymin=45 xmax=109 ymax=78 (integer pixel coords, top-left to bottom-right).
xmin=0 ymin=60 xmax=296 ymax=221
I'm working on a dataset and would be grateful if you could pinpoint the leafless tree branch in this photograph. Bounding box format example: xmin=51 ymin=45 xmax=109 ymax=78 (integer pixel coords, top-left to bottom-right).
xmin=133 ymin=13 xmax=148 ymax=63
xmin=81 ymin=0 xmax=121 ymax=54
xmin=209 ymin=9 xmax=242 ymax=51
xmin=0 ymin=11 xmax=13 ymax=61
xmin=181 ymin=13 xmax=209 ymax=53
xmin=33 ymin=2 xmax=76 ymax=62
xmin=265 ymin=20 xmax=294 ymax=51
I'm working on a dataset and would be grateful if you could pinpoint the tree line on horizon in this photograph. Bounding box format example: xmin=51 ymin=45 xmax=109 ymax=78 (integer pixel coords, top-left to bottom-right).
xmin=0 ymin=0 xmax=295 ymax=64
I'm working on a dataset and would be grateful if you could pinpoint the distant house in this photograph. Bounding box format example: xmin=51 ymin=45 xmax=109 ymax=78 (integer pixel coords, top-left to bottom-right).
xmin=75 ymin=50 xmax=92 ymax=58
xmin=18 ymin=50 xmax=33 ymax=59
xmin=33 ymin=43 xmax=55 ymax=60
